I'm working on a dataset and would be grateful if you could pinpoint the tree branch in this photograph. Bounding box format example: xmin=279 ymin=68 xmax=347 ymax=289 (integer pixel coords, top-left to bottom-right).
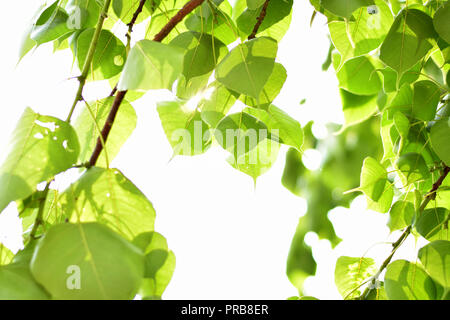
xmin=359 ymin=164 xmax=450 ymax=300
xmin=248 ymin=0 xmax=271 ymax=40
xmin=66 ymin=0 xmax=113 ymax=122
xmin=153 ymin=0 xmax=205 ymax=42
xmin=88 ymin=0 xmax=206 ymax=167
xmin=126 ymin=0 xmax=148 ymax=51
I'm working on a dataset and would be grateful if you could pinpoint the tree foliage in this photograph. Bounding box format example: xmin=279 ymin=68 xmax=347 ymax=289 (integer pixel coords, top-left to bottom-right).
xmin=0 ymin=0 xmax=449 ymax=300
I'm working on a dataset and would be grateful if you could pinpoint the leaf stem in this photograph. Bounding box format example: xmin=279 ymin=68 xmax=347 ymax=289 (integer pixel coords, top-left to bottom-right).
xmin=88 ymin=0 xmax=206 ymax=167
xmin=359 ymin=164 xmax=450 ymax=299
xmin=248 ymin=0 xmax=271 ymax=40
xmin=29 ymin=182 xmax=51 ymax=240
xmin=66 ymin=0 xmax=113 ymax=123
xmin=126 ymin=0 xmax=148 ymax=54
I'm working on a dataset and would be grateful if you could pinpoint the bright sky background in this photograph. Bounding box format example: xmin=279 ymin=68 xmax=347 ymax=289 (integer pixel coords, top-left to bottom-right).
xmin=0 ymin=1 xmax=426 ymax=300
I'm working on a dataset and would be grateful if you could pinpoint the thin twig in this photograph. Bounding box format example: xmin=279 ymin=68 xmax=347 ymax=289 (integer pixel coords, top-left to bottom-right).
xmin=359 ymin=164 xmax=450 ymax=300
xmin=66 ymin=0 xmax=113 ymax=122
xmin=88 ymin=0 xmax=206 ymax=167
xmin=30 ymin=182 xmax=51 ymax=240
xmin=248 ymin=0 xmax=270 ymax=40
xmin=126 ymin=0 xmax=148 ymax=52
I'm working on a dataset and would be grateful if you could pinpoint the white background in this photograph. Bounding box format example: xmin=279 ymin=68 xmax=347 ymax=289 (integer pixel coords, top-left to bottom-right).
xmin=0 ymin=0 xmax=424 ymax=299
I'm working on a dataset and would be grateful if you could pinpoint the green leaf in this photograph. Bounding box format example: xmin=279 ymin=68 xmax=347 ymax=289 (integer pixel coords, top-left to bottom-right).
xmin=31 ymin=1 xmax=71 ymax=45
xmin=170 ymin=31 xmax=227 ymax=81
xmin=236 ymin=0 xmax=293 ymax=40
xmin=393 ymin=111 xmax=410 ymax=140
xmin=380 ymin=9 xmax=437 ymax=78
xmin=176 ymin=73 xmax=212 ymax=100
xmin=0 ymin=263 xmax=50 ymax=300
xmin=157 ymin=101 xmax=212 ymax=156
xmin=118 ymin=40 xmax=184 ymax=91
xmin=65 ymin=0 xmax=103 ymax=29
xmin=387 ymin=200 xmax=415 ymax=232
xmin=0 ymin=245 xmax=14 ymax=266
xmin=339 ymin=90 xmax=378 ymax=130
xmin=365 ymin=281 xmax=388 ymax=300
xmin=240 ymin=63 xmax=287 ymax=109
xmin=418 ymin=240 xmax=450 ymax=288
xmin=386 ymin=83 xmax=413 ymax=114
xmin=384 ymin=260 xmax=440 ymax=300
xmin=31 ymin=222 xmax=145 ymax=299
xmin=247 ymin=0 xmax=265 ymax=10
xmin=146 ymin=9 xmax=189 ymax=43
xmin=358 ymin=157 xmax=393 ymax=213
xmin=433 ymin=2 xmax=450 ymax=44
xmin=286 ymin=226 xmax=317 ymax=292
xmin=0 ymin=108 xmax=79 ymax=213
xmin=415 ymin=208 xmax=449 ymax=241
xmin=396 ymin=152 xmax=430 ymax=185
xmin=320 ymin=0 xmax=375 ymax=19
xmin=335 ymin=256 xmax=377 ymax=299
xmin=245 ymin=105 xmax=303 ymax=151
xmin=19 ymin=189 xmax=61 ymax=236
xmin=200 ymin=82 xmax=240 ymax=128
xmin=412 ymin=80 xmax=441 ymax=121
xmin=380 ymin=63 xmax=421 ymax=93
xmin=336 ymin=56 xmax=382 ymax=95
xmin=430 ymin=119 xmax=450 ymax=165
xmin=227 ymin=138 xmax=280 ymax=182
xmin=112 ymin=0 xmax=161 ymax=24
xmin=215 ymin=37 xmax=277 ymax=99
xmin=58 ymin=167 xmax=156 ymax=241
xmin=76 ymin=29 xmax=126 ymax=80
xmin=380 ymin=111 xmax=398 ymax=161
xmin=133 ymin=232 xmax=175 ymax=299
xmin=328 ymin=0 xmax=393 ymax=66
xmin=185 ymin=9 xmax=238 ymax=45
xmin=73 ymin=97 xmax=137 ymax=167
xmin=215 ymin=112 xmax=268 ymax=158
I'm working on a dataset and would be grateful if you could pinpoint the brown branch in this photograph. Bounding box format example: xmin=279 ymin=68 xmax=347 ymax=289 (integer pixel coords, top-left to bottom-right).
xmin=153 ymin=0 xmax=205 ymax=42
xmin=248 ymin=0 xmax=271 ymax=40
xmin=88 ymin=0 xmax=205 ymax=167
xmin=126 ymin=0 xmax=148 ymax=47
xmin=359 ymin=164 xmax=450 ymax=300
